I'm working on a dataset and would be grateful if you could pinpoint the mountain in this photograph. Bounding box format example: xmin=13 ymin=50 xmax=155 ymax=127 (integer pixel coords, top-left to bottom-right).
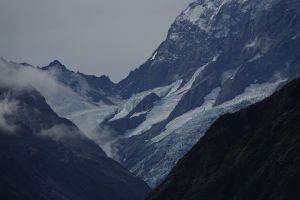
xmin=117 ymin=0 xmax=300 ymax=99
xmin=0 ymin=76 xmax=150 ymax=199
xmin=146 ymin=76 xmax=300 ymax=200
xmin=42 ymin=60 xmax=116 ymax=104
xmin=100 ymin=0 xmax=300 ymax=187
xmin=5 ymin=0 xmax=299 ymax=189
xmin=0 ymin=58 xmax=119 ymax=148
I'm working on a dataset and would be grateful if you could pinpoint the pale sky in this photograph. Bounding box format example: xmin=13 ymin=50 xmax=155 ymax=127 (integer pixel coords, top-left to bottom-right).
xmin=0 ymin=0 xmax=191 ymax=82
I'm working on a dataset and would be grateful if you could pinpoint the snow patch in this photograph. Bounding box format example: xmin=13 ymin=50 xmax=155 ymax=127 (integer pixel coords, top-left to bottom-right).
xmin=177 ymin=0 xmax=231 ymax=32
xmin=169 ymin=33 xmax=180 ymax=41
xmin=176 ymin=64 xmax=208 ymax=94
xmin=245 ymin=37 xmax=258 ymax=49
xmin=184 ymin=5 xmax=206 ymax=24
xmin=248 ymin=53 xmax=263 ymax=62
xmin=130 ymin=110 xmax=149 ymax=118
xmin=176 ymin=0 xmax=279 ymax=34
xmin=177 ymin=56 xmax=218 ymax=94
xmin=151 ymin=52 xmax=158 ymax=60
xmin=292 ymin=32 xmax=300 ymax=40
xmin=221 ymin=69 xmax=238 ymax=83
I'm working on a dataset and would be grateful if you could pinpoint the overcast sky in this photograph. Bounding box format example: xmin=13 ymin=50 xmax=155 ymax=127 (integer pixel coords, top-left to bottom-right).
xmin=0 ymin=0 xmax=191 ymax=82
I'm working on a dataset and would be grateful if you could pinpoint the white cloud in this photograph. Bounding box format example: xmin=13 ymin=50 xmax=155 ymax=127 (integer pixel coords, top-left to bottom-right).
xmin=0 ymin=58 xmax=83 ymax=113
xmin=0 ymin=96 xmax=18 ymax=132
xmin=0 ymin=58 xmax=79 ymax=134
xmin=40 ymin=124 xmax=81 ymax=142
xmin=0 ymin=58 xmax=120 ymax=157
xmin=0 ymin=58 xmax=68 ymax=94
xmin=90 ymin=126 xmax=119 ymax=159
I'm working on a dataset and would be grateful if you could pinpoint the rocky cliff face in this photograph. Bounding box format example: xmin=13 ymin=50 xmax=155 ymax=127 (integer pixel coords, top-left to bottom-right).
xmin=146 ymin=76 xmax=300 ymax=200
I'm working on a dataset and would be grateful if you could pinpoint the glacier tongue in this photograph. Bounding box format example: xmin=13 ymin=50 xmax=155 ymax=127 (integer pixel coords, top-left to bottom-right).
xmin=130 ymin=78 xmax=287 ymax=187
xmin=124 ymin=80 xmax=183 ymax=138
xmin=111 ymin=81 xmax=182 ymax=121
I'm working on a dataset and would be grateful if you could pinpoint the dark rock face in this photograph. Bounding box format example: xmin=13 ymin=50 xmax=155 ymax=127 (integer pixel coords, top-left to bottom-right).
xmin=102 ymin=93 xmax=160 ymax=135
xmin=128 ymin=93 xmax=160 ymax=116
xmin=147 ymin=77 xmax=300 ymax=200
xmin=103 ymin=116 xmax=146 ymax=136
xmin=167 ymin=0 xmax=300 ymax=121
xmin=0 ymin=88 xmax=150 ymax=200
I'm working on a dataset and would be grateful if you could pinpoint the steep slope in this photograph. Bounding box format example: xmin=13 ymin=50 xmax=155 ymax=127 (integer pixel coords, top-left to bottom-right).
xmin=103 ymin=0 xmax=300 ymax=187
xmin=0 ymin=88 xmax=150 ymax=199
xmin=147 ymin=77 xmax=300 ymax=200
xmin=117 ymin=0 xmax=300 ymax=99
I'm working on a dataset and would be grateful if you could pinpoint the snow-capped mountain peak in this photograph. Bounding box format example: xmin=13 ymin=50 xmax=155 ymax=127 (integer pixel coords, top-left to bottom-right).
xmin=176 ymin=0 xmax=280 ymax=38
xmin=46 ymin=60 xmax=67 ymax=71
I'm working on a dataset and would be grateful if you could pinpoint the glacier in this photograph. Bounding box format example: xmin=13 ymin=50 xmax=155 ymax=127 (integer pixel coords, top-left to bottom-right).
xmin=128 ymin=77 xmax=286 ymax=187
